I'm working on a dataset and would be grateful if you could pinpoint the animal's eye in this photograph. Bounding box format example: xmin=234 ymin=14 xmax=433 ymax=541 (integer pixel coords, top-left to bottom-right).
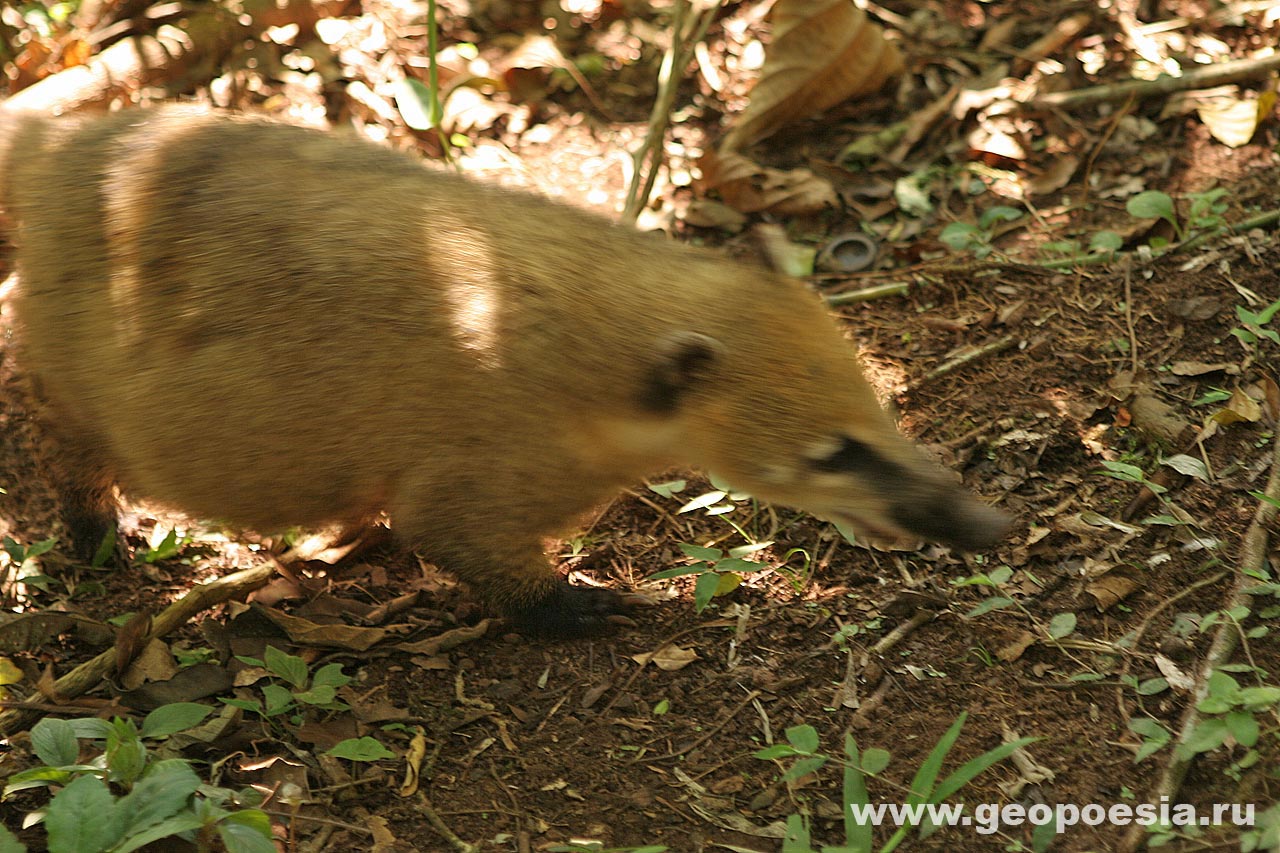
xmin=810 ymin=436 xmax=903 ymax=481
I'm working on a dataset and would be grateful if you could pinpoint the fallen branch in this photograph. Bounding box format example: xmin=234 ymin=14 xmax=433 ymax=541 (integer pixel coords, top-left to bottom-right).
xmin=0 ymin=562 xmax=276 ymax=736
xmin=1025 ymin=52 xmax=1280 ymax=111
xmin=1118 ymin=433 xmax=1280 ymax=853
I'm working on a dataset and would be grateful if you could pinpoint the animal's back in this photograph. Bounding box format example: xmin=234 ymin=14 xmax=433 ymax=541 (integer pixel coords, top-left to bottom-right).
xmin=0 ymin=107 xmax=733 ymax=530
xmin=0 ymin=106 xmax=1009 ymax=636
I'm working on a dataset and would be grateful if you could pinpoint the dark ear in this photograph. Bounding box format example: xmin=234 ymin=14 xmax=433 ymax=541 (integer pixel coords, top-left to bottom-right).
xmin=639 ymin=332 xmax=723 ymax=414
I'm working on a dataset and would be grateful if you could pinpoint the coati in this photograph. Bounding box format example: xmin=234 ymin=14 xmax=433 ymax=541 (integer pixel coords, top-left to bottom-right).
xmin=0 ymin=106 xmax=1009 ymax=637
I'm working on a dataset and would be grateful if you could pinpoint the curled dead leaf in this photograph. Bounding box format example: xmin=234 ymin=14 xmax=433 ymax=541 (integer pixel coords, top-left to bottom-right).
xmin=698 ymin=149 xmax=837 ymax=215
xmin=722 ymin=0 xmax=902 ymax=150
xmin=1086 ymin=571 xmax=1142 ymax=611
xmin=398 ymin=726 xmax=428 ymax=797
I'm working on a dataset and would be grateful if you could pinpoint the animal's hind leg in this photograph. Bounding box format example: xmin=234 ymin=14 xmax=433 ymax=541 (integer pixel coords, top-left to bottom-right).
xmin=41 ymin=435 xmax=118 ymax=562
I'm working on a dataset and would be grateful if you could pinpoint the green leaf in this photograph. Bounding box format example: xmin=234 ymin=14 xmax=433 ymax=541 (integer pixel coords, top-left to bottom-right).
xmin=780 ymin=755 xmax=827 ymax=782
xmin=309 ymin=663 xmax=352 ymax=690
xmin=785 ymin=724 xmax=820 ymax=754
xmin=1225 ymin=710 xmax=1259 ymax=747
xmin=45 ymin=775 xmax=124 ymax=853
xmin=1162 ymin=454 xmax=1210 ymax=480
xmin=263 ymin=646 xmax=308 ymax=688
xmin=693 ymin=571 xmax=721 ymax=612
xmin=677 ymin=491 xmax=727 ymax=514
xmin=1183 ymin=717 xmax=1229 ymax=755
xmin=1127 ymin=718 xmax=1168 ymax=738
xmin=111 ymin=813 xmax=206 ymax=853
xmin=393 ymin=78 xmax=440 ymax=131
xmin=1089 ymin=231 xmax=1123 ymax=252
xmin=261 ymin=685 xmax=296 ymax=716
xmin=117 ymin=760 xmax=201 ymax=838
xmin=647 ymin=479 xmax=686 ymax=498
xmin=140 ymin=703 xmax=213 ymax=739
xmin=859 ymin=747 xmax=891 ymax=775
xmin=1047 ymin=612 xmax=1077 ymax=640
xmin=25 ymin=537 xmax=58 ymax=558
xmin=216 ymin=812 xmax=277 ymax=853
xmin=965 ymin=597 xmax=1014 ymax=618
xmin=0 ymin=825 xmax=28 ymax=853
xmin=978 ymin=205 xmax=1022 ymax=229
xmin=781 ymin=813 xmax=814 ymax=853
xmin=3 ymin=766 xmax=76 ymax=796
xmin=905 ymin=713 xmax=967 ymax=806
xmin=1126 ymin=190 xmax=1175 ymax=223
xmin=677 ymin=543 xmax=722 ymax=562
xmin=648 ymin=563 xmax=710 ymax=580
xmin=66 ymin=718 xmax=113 ymax=740
xmin=326 ymin=737 xmax=395 ymax=762
xmin=1137 ymin=678 xmax=1169 ymax=696
xmin=754 ymin=744 xmax=800 ymax=760
xmin=940 ymin=221 xmax=980 ymax=250
xmin=31 ymin=718 xmax=80 ymax=768
xmin=933 ymin=736 xmax=1039 ymax=803
xmin=90 ymin=526 xmax=116 ymax=568
xmin=294 ymin=684 xmax=338 ymax=706
xmin=842 ymin=735 xmax=873 ymax=852
xmin=1240 ymin=686 xmax=1280 ymax=709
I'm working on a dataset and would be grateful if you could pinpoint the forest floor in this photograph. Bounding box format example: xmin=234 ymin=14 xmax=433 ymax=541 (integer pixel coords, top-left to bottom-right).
xmin=1 ymin=1 xmax=1279 ymax=852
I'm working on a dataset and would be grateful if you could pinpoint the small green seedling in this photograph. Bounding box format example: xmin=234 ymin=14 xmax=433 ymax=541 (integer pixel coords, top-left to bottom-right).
xmin=939 ymin=206 xmax=1023 ymax=258
xmin=224 ymin=645 xmax=352 ymax=725
xmin=1231 ymin=297 xmax=1280 ymax=349
xmin=649 ymin=542 xmax=771 ymax=613
xmin=2 ymin=705 xmax=273 ymax=853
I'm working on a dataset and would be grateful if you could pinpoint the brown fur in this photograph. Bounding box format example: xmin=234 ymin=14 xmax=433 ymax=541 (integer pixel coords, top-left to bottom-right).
xmin=0 ymin=106 xmax=1008 ymax=636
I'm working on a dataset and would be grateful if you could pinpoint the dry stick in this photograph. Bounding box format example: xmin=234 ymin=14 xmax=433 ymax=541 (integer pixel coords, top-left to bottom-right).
xmin=825 ymin=281 xmax=910 ymax=306
xmin=0 ymin=562 xmax=276 ymax=736
xmin=1118 ymin=435 xmax=1280 ymax=853
xmin=910 ymin=334 xmax=1019 ymax=389
xmin=416 ymin=792 xmax=478 ymax=853
xmin=1122 ymin=256 xmax=1138 ymax=375
xmin=621 ymin=0 xmax=721 ymax=222
xmin=1025 ymin=52 xmax=1280 ymax=111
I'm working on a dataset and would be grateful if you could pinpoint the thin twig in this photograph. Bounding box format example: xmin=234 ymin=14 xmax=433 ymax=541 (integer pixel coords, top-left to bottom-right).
xmin=1025 ymin=52 xmax=1280 ymax=111
xmin=622 ymin=1 xmax=722 ymax=222
xmin=910 ymin=334 xmax=1019 ymax=389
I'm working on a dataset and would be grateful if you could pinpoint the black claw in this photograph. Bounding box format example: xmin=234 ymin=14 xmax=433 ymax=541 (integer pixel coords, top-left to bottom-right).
xmin=507 ymin=583 xmax=641 ymax=638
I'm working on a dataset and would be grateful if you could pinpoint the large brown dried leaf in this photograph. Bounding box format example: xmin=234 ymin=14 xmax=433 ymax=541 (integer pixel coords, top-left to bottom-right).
xmin=722 ymin=0 xmax=903 ymax=150
xmin=697 ymin=149 xmax=837 ymax=215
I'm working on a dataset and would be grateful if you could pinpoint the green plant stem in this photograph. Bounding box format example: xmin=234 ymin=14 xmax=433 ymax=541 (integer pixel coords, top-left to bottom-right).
xmin=622 ymin=1 xmax=722 ymax=222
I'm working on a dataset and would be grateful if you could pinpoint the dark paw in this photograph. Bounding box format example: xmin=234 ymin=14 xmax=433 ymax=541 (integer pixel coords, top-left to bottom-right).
xmin=507 ymin=583 xmax=649 ymax=639
xmin=66 ymin=510 xmax=119 ymax=566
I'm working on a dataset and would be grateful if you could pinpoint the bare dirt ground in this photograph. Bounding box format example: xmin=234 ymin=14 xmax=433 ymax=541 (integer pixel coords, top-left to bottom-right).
xmin=1 ymin=1 xmax=1279 ymax=852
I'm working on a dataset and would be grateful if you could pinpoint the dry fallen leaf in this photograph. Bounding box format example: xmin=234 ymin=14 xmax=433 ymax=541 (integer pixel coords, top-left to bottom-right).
xmin=1086 ymin=571 xmax=1142 ymax=611
xmin=633 ymin=644 xmax=699 ymax=671
xmin=698 ymin=149 xmax=837 ymax=215
xmin=721 ymin=0 xmax=902 ymax=150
